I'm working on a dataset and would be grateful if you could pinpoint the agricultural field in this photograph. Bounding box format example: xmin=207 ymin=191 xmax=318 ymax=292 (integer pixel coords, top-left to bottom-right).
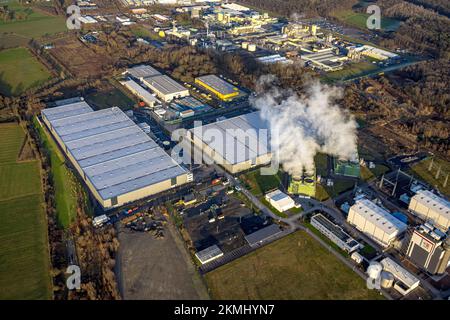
xmin=205 ymin=231 xmax=383 ymax=300
xmin=332 ymin=10 xmax=401 ymax=32
xmin=0 ymin=0 xmax=66 ymax=39
xmin=410 ymin=157 xmax=450 ymax=196
xmin=0 ymin=47 xmax=51 ymax=96
xmin=34 ymin=118 xmax=78 ymax=228
xmin=0 ymin=123 xmax=52 ymax=299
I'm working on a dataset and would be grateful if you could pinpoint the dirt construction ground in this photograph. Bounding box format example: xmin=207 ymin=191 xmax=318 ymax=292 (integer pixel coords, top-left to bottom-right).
xmin=49 ymin=36 xmax=112 ymax=78
xmin=116 ymin=220 xmax=209 ymax=300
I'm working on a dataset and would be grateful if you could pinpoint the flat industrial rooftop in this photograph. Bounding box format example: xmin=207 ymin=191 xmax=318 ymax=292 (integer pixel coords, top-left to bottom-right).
xmin=143 ymin=75 xmax=188 ymax=95
xmin=42 ymin=102 xmax=187 ymax=201
xmin=190 ymin=111 xmax=271 ymax=165
xmin=127 ymin=64 xmax=161 ymax=79
xmin=196 ymin=75 xmax=238 ymax=95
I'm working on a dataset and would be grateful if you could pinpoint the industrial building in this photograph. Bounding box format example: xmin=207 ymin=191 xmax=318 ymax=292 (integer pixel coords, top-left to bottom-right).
xmin=265 ymin=189 xmax=295 ymax=213
xmin=195 ymin=75 xmax=240 ymax=101
xmin=311 ymin=214 xmax=361 ymax=253
xmin=406 ymin=223 xmax=450 ymax=275
xmin=288 ymin=171 xmax=316 ymax=197
xmin=195 ymin=245 xmax=224 ymax=265
xmin=120 ymin=79 xmax=158 ymax=108
xmin=347 ymin=199 xmax=407 ymax=248
xmin=142 ymin=75 xmax=190 ymax=102
xmin=408 ymin=190 xmax=450 ymax=232
xmin=41 ymin=100 xmax=191 ymax=209
xmin=170 ymin=96 xmax=211 ymax=118
xmin=126 ymin=64 xmax=161 ymax=80
xmin=334 ymin=154 xmax=360 ymax=178
xmin=245 ymin=224 xmax=282 ymax=247
xmin=380 ymin=257 xmax=420 ymax=296
xmin=187 ymin=111 xmax=272 ymax=174
xmin=301 ymin=50 xmax=347 ymax=72
xmin=354 ymin=45 xmax=399 ymax=61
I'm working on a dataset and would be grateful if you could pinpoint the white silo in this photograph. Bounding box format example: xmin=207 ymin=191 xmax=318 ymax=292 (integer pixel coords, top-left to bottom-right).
xmin=367 ymin=261 xmax=383 ymax=279
xmin=380 ymin=271 xmax=394 ymax=289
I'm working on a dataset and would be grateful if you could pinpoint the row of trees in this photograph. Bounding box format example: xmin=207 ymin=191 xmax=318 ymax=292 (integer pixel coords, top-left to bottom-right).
xmin=378 ymin=0 xmax=450 ymax=58
xmin=237 ymin=0 xmax=355 ymax=17
xmin=343 ymin=58 xmax=449 ymax=156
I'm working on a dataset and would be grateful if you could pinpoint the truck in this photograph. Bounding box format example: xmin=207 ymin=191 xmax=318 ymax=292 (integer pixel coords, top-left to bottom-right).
xmin=93 ymin=214 xmax=110 ymax=228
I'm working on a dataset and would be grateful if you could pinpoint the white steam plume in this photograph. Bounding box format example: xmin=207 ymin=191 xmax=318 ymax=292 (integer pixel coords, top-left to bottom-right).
xmin=250 ymin=77 xmax=358 ymax=177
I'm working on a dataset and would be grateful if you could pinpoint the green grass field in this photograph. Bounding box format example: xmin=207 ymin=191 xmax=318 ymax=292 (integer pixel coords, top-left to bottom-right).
xmin=0 ymin=47 xmax=51 ymax=96
xmin=240 ymin=170 xmax=283 ymax=196
xmin=410 ymin=157 xmax=450 ymax=196
xmin=85 ymin=88 xmax=136 ymax=111
xmin=0 ymin=123 xmax=52 ymax=299
xmin=324 ymin=61 xmax=379 ymax=82
xmin=34 ymin=118 xmax=78 ymax=228
xmin=360 ymin=164 xmax=390 ymax=181
xmin=130 ymin=25 xmax=162 ymax=41
xmin=205 ymin=231 xmax=383 ymax=300
xmin=333 ymin=10 xmax=401 ymax=32
xmin=0 ymin=1 xmax=66 ymax=39
xmin=316 ymin=179 xmax=356 ymax=201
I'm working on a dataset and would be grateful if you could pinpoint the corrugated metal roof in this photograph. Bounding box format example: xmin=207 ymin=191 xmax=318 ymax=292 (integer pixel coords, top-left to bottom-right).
xmin=121 ymin=79 xmax=157 ymax=103
xmin=196 ymin=75 xmax=238 ymax=95
xmin=245 ymin=224 xmax=281 ymax=246
xmin=195 ymin=245 xmax=223 ymax=263
xmin=41 ymin=101 xmax=93 ymax=121
xmin=143 ymin=75 xmax=188 ymax=96
xmin=190 ymin=111 xmax=271 ymax=165
xmin=351 ymin=199 xmax=407 ymax=235
xmin=42 ymin=102 xmax=187 ymax=201
xmin=127 ymin=64 xmax=161 ymax=78
xmin=412 ymin=190 xmax=450 ymax=217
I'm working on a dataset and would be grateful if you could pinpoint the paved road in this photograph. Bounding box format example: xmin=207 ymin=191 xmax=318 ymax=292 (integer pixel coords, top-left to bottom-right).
xmin=212 ymin=164 xmax=394 ymax=298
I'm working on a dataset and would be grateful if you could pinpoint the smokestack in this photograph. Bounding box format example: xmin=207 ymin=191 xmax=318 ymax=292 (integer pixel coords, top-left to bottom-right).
xmin=288 ymin=169 xmax=316 ymax=197
xmin=251 ymin=78 xmax=358 ymax=180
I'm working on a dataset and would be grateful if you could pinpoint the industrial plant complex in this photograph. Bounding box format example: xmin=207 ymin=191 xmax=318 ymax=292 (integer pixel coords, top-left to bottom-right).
xmin=3 ymin=0 xmax=447 ymax=303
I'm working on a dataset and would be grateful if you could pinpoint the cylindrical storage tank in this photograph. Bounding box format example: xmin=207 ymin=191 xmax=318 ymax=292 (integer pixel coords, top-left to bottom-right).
xmin=163 ymin=141 xmax=171 ymax=150
xmin=248 ymin=43 xmax=256 ymax=52
xmin=241 ymin=42 xmax=248 ymax=49
xmin=367 ymin=262 xmax=383 ymax=279
xmin=380 ymin=271 xmax=394 ymax=289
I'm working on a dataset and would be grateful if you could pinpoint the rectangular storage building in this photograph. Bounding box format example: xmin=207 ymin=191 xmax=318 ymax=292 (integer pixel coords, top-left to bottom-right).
xmin=265 ymin=189 xmax=295 ymax=212
xmin=142 ymin=75 xmax=189 ymax=102
xmin=127 ymin=64 xmax=161 ymax=80
xmin=347 ymin=199 xmax=407 ymax=248
xmin=41 ymin=100 xmax=191 ymax=209
xmin=186 ymin=111 xmax=272 ymax=174
xmin=195 ymin=75 xmax=240 ymax=101
xmin=409 ymin=190 xmax=450 ymax=232
xmin=120 ymin=79 xmax=158 ymax=108
xmin=311 ymin=214 xmax=361 ymax=253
